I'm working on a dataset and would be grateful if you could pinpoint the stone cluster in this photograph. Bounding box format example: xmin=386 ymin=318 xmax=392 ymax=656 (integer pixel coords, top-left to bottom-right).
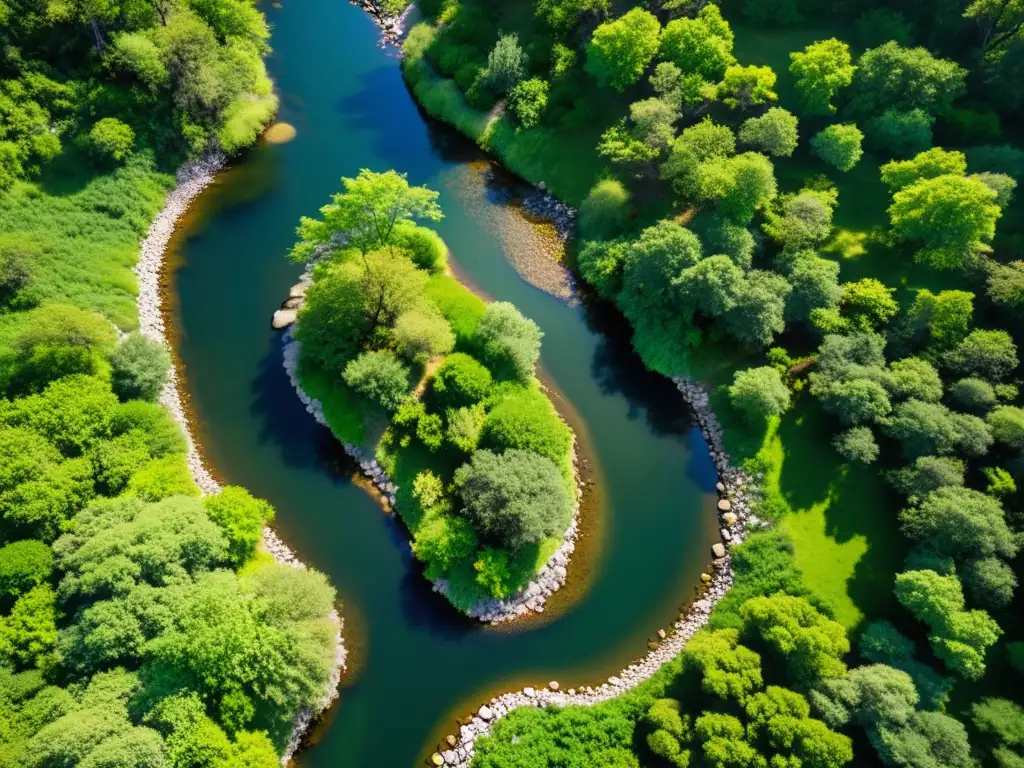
xmin=133 ymin=155 xmax=346 ymax=766
xmin=279 ymin=278 xmax=584 ymax=624
xmin=522 ymin=181 xmax=577 ymax=242
xmin=351 ymin=0 xmax=414 ymax=45
xmin=427 ymin=377 xmax=766 ymax=768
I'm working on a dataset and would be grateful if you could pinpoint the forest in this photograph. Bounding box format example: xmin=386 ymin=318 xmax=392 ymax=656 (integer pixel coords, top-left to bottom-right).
xmin=0 ymin=0 xmax=340 ymax=765
xmin=288 ymin=169 xmax=578 ymax=612
xmin=399 ymin=0 xmax=1024 ymax=765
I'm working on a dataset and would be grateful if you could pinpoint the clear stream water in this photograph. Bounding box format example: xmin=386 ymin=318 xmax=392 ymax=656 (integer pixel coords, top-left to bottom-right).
xmin=169 ymin=2 xmax=719 ymax=764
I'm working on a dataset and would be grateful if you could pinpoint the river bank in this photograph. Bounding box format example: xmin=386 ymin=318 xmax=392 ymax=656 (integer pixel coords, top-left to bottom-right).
xmin=132 ymin=154 xmax=347 ymax=765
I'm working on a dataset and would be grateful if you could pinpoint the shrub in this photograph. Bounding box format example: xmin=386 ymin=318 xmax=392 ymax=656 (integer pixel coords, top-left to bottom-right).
xmin=446 ymin=405 xmax=483 ymax=453
xmin=342 ymin=350 xmax=411 ymax=411
xmin=888 ymin=456 xmax=965 ymax=500
xmin=578 ymin=179 xmax=631 ymax=241
xmin=0 ymin=540 xmax=53 ymax=604
xmin=416 ymin=411 xmax=444 ymax=451
xmin=0 ymin=243 xmax=34 ymax=308
xmin=508 ymin=78 xmax=549 ymax=129
xmin=988 ymin=406 xmax=1024 ymax=450
xmin=88 ymin=430 xmax=152 ymax=495
xmin=811 ymin=124 xmax=864 ymax=171
xmin=944 ymin=329 xmax=1018 ymax=380
xmin=203 ymin=486 xmax=275 ymax=567
xmin=431 ymin=353 xmax=492 ymax=408
xmin=110 ymin=333 xmax=171 ymax=402
xmin=481 ymin=33 xmax=526 ymax=94
xmin=950 ymin=378 xmax=997 ymax=413
xmin=728 ymin=366 xmax=790 ymax=424
xmin=108 ymin=400 xmax=186 ymax=458
xmin=87 ymin=118 xmax=135 ymax=164
xmin=392 ymin=221 xmax=447 ymax=272
xmin=412 ymin=513 xmax=478 ymax=578
xmin=480 ymin=389 xmax=572 ymax=468
xmin=127 ymin=455 xmax=199 ymax=501
xmin=866 ymin=109 xmax=934 ymax=158
xmin=393 ymin=307 xmax=454 ymax=364
xmin=454 ymin=448 xmax=572 ymax=550
xmin=475 ymin=303 xmax=542 ymax=382
xmin=833 ymin=426 xmax=879 ymax=463
xmin=738 ymin=108 xmax=799 ymax=157
xmin=584 ymin=8 xmax=662 ymax=92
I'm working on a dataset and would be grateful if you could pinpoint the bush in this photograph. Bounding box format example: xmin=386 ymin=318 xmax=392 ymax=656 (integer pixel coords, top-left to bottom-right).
xmin=738 ymin=108 xmax=799 ymax=157
xmin=342 ymin=350 xmax=411 ymax=411
xmin=578 ymin=179 xmax=631 ymax=240
xmin=416 ymin=411 xmax=444 ymax=451
xmin=811 ymin=124 xmax=864 ymax=171
xmin=431 ymin=353 xmax=492 ymax=408
xmin=127 ymin=455 xmax=199 ymax=501
xmin=110 ymin=333 xmax=171 ymax=402
xmin=728 ymin=367 xmax=790 ymax=424
xmin=392 ymin=222 xmax=447 ymax=272
xmin=833 ymin=426 xmax=879 ymax=463
xmin=865 ymin=109 xmax=934 ymax=158
xmin=950 ymin=378 xmax=997 ymax=413
xmin=454 ymin=449 xmax=572 ymax=550
xmin=0 ymin=540 xmax=53 ymax=604
xmin=89 ymin=430 xmax=151 ymax=495
xmin=411 ymin=512 xmax=478 ymax=578
xmin=87 ymin=118 xmax=135 ymax=164
xmin=393 ymin=307 xmax=454 ymax=364
xmin=108 ymin=400 xmax=187 ymax=458
xmin=203 ymin=486 xmax=275 ymax=567
xmin=508 ymin=78 xmax=549 ymax=129
xmin=584 ymin=8 xmax=662 ymax=92
xmin=944 ymin=329 xmax=1018 ymax=380
xmin=475 ymin=303 xmax=542 ymax=382
xmin=481 ymin=33 xmax=526 ymax=94
xmin=988 ymin=406 xmax=1024 ymax=450
xmin=480 ymin=389 xmax=572 ymax=468
xmin=446 ymin=405 xmax=483 ymax=453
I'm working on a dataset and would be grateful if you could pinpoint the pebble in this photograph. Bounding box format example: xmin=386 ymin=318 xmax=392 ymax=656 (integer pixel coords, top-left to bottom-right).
xmin=134 ymin=155 xmax=346 ymax=766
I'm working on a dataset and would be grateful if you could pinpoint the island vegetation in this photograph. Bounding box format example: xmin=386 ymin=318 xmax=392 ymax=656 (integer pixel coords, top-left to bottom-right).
xmin=397 ymin=0 xmax=1024 ymax=765
xmin=0 ymin=0 xmax=341 ymax=765
xmin=288 ymin=169 xmax=577 ymax=613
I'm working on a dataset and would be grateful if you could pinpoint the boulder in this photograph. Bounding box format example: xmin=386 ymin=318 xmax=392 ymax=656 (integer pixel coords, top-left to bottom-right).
xmin=722 ymin=511 xmax=738 ymax=526
xmin=717 ymin=499 xmax=732 ymax=512
xmin=288 ymin=282 xmax=309 ymax=299
xmin=478 ymin=705 xmax=493 ymax=721
xmin=712 ymin=542 xmax=726 ymax=558
xmin=548 ymin=681 xmax=560 ymax=691
xmin=700 ymin=572 xmax=712 ymax=583
xmin=445 ymin=735 xmax=457 ymax=748
xmin=272 ymin=309 xmax=298 ymax=329
xmin=430 ymin=754 xmax=444 ymax=767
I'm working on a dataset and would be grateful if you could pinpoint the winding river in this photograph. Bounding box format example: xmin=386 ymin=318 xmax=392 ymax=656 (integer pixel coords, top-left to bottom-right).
xmin=168 ymin=2 xmax=719 ymax=764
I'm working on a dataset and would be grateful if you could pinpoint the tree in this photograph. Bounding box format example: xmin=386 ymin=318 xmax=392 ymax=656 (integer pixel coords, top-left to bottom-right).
xmin=87 ymin=118 xmax=135 ymax=163
xmin=974 ymin=172 xmax=1017 ymax=207
xmin=813 ymin=377 xmax=892 ymax=426
xmin=430 ymin=353 xmax=492 ymax=408
xmin=712 ymin=153 xmax=778 ymax=224
xmin=895 ymin=569 xmax=1001 ymax=679
xmin=535 ymin=0 xmax=609 ymax=32
xmin=889 ymin=174 xmax=1000 ymax=269
xmin=446 ymin=405 xmax=484 ymax=453
xmin=507 ymin=78 xmax=548 ymax=129
xmin=724 ymin=270 xmax=791 ymax=347
xmin=0 ymin=540 xmax=53 ymax=606
xmin=127 ymin=455 xmax=197 ymax=502
xmin=202 ymin=486 xmax=274 ymax=567
xmin=342 ymin=350 xmax=410 ymax=411
xmin=988 ymin=261 xmax=1024 ymax=315
xmin=888 ymin=358 xmax=943 ymax=402
xmin=715 ymin=65 xmax=778 ymax=111
xmin=296 ymin=250 xmax=427 ymax=374
xmin=78 ymin=727 xmax=169 ymax=768
xmin=765 ymin=191 xmax=835 ymax=251
xmin=988 ymin=405 xmax=1024 ymax=449
xmin=454 ymin=449 xmax=572 ymax=551
xmin=481 ymin=33 xmax=528 ymax=95
xmin=962 ymin=557 xmax=1017 ymax=610
xmin=881 ymin=148 xmax=968 ymax=192
xmin=811 ymin=124 xmax=864 ymax=171
xmin=392 ymin=306 xmax=454 ymax=364
xmin=834 ymin=426 xmax=880 ymax=463
xmin=0 ymin=584 xmax=57 ymax=668
xmin=951 ymin=378 xmax=997 ymax=413
xmin=840 ymin=278 xmax=898 ymax=330
xmin=906 ymin=288 xmax=975 ymax=349
xmin=728 ymin=366 xmax=791 ymax=424
xmin=412 ymin=513 xmax=478 ymax=579
xmin=685 ymin=629 xmax=764 ymax=702
xmin=585 ymin=9 xmax=661 ymax=92
xmin=738 ymin=108 xmax=799 ymax=157
xmin=619 ymin=221 xmax=703 ymax=329
xmin=660 ymin=6 xmax=735 ymax=81
xmin=786 ymin=254 xmax=841 ymax=324
xmin=885 ymin=399 xmax=992 ymax=458
xmin=972 ymin=698 xmax=1024 ymax=751
xmin=866 ymin=109 xmax=935 ymax=159
xmin=943 ymin=329 xmax=1018 ymax=380
xmin=110 ymin=333 xmax=171 ymax=402
xmin=849 ymin=42 xmax=967 ymax=115
xmin=858 ymin=621 xmax=954 ymax=709
xmin=289 ymin=170 xmax=442 ymax=262
xmin=578 ymin=179 xmax=630 ymax=240
xmin=693 ymin=214 xmax=755 ymax=268
xmin=475 ymin=302 xmax=543 ymax=382
xmin=900 ymin=486 xmax=1016 ymax=562
xmin=789 ymin=39 xmax=855 ymax=115
xmin=480 ymin=389 xmax=572 ymax=468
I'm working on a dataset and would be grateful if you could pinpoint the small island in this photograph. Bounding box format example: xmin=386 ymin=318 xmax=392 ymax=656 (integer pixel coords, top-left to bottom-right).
xmin=283 ymin=170 xmax=579 ymax=618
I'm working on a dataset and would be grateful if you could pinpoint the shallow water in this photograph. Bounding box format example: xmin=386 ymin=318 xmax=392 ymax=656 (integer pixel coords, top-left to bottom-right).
xmin=169 ymin=3 xmax=719 ymax=764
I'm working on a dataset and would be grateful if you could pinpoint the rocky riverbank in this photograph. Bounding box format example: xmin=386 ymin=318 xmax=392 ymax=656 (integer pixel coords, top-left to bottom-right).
xmin=352 ymin=0 xmax=415 ymax=45
xmin=277 ymin=274 xmax=583 ymax=623
xmin=132 ymin=154 xmax=346 ymax=766
xmin=426 ymin=377 xmax=766 ymax=768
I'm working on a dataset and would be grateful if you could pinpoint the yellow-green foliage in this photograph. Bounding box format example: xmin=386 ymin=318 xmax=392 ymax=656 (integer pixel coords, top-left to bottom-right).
xmin=217 ymin=93 xmax=279 ymax=155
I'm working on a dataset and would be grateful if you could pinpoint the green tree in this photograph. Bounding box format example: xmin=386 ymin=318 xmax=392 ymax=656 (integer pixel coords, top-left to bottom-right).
xmin=786 ymin=254 xmax=841 ymax=324
xmin=0 ymin=539 xmax=53 ymax=605
xmin=392 ymin=306 xmax=454 ymax=364
xmin=660 ymin=5 xmax=735 ymax=80
xmin=289 ymin=170 xmax=442 ymax=262
xmin=202 ymin=486 xmax=274 ymax=567
xmin=535 ymin=0 xmax=608 ymax=32
xmin=430 ymin=353 xmax=492 ymax=408
xmin=480 ymin=389 xmax=572 ymax=468
xmin=849 ymin=42 xmax=967 ymax=115
xmin=342 ymin=350 xmax=410 ymax=411
xmin=482 ymin=33 xmax=527 ymax=94
xmin=951 ymin=378 xmax=997 ymax=413
xmin=412 ymin=513 xmax=478 ymax=578
xmin=715 ymin=65 xmax=778 ymax=111
xmin=889 ymin=174 xmax=1000 ymax=269
xmin=619 ymin=221 xmax=703 ymax=331
xmin=728 ymin=366 xmax=791 ymax=425
xmin=944 ymin=329 xmax=1018 ymax=380
xmin=834 ymin=426 xmax=880 ymax=463
xmin=110 ymin=333 xmax=171 ymax=403
xmin=578 ymin=179 xmax=631 ymax=240
xmin=866 ymin=109 xmax=935 ymax=159
xmin=988 ymin=405 xmax=1024 ymax=449
xmin=789 ymin=39 xmax=855 ymax=115
xmin=724 ymin=270 xmax=791 ymax=347
xmin=987 ymin=261 xmax=1024 ymax=315
xmin=87 ymin=118 xmax=135 ymax=164
xmin=738 ymin=108 xmax=799 ymax=157
xmin=0 ymin=584 xmax=57 ymax=669
xmin=454 ymin=449 xmax=572 ymax=551
xmin=507 ymin=78 xmax=549 ymax=129
xmin=962 ymin=556 xmax=1017 ymax=609
xmin=585 ymin=9 xmax=661 ymax=92
xmin=881 ymin=148 xmax=968 ymax=192
xmin=686 ymin=629 xmax=764 ymax=702
xmin=885 ymin=399 xmax=992 ymax=458
xmin=474 ymin=302 xmax=543 ymax=382
xmin=811 ymin=124 xmax=864 ymax=171
xmin=840 ymin=278 xmax=899 ymax=330
xmin=900 ymin=486 xmax=1016 ymax=562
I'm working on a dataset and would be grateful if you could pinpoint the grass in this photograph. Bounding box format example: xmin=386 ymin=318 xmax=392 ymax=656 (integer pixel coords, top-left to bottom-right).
xmin=0 ymin=151 xmax=174 ymax=330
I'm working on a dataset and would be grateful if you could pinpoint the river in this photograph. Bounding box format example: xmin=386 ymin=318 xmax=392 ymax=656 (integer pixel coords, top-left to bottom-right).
xmin=168 ymin=2 xmax=719 ymax=764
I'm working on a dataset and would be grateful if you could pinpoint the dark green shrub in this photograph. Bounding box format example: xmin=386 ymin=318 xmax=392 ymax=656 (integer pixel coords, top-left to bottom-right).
xmin=480 ymin=389 xmax=572 ymax=468
xmin=578 ymin=179 xmax=631 ymax=240
xmin=110 ymin=333 xmax=171 ymax=402
xmin=475 ymin=303 xmax=542 ymax=382
xmin=431 ymin=352 xmax=493 ymax=408
xmin=342 ymin=350 xmax=411 ymax=412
